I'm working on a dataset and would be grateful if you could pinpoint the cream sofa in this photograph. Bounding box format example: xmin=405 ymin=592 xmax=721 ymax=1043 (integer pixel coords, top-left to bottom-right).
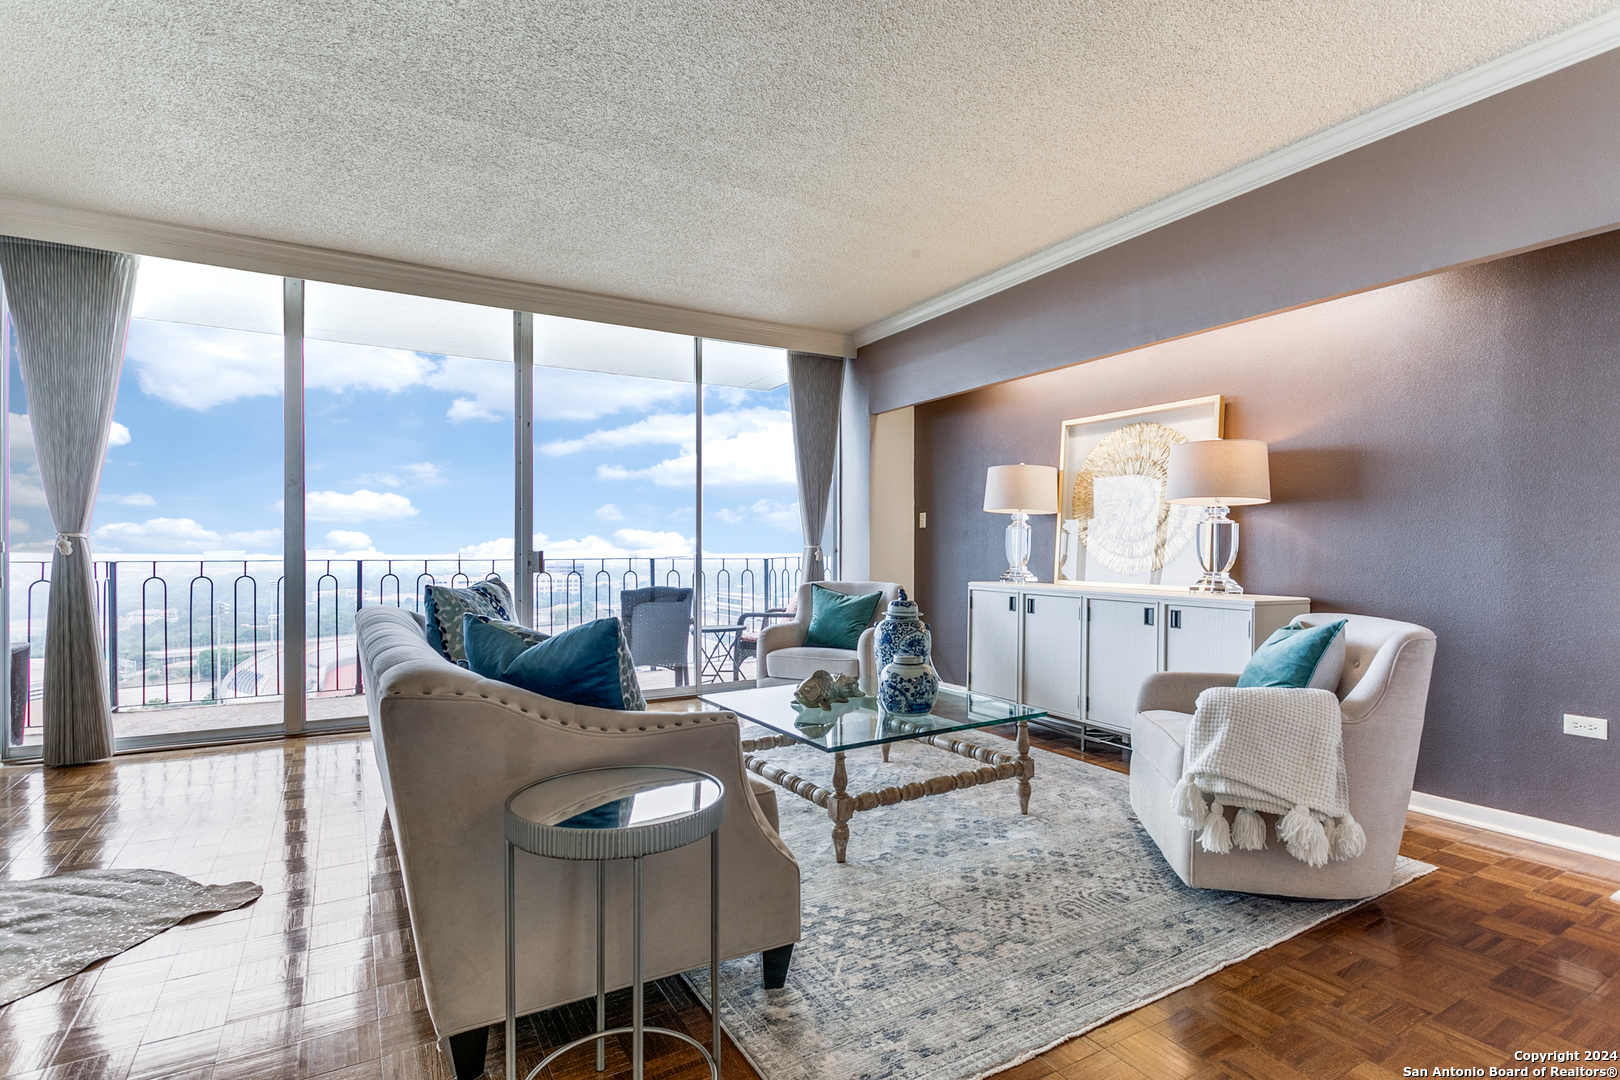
xmin=356 ymin=606 xmax=801 ymax=1079
xmin=1129 ymin=611 xmax=1437 ymax=900
xmin=757 ymin=580 xmax=902 ymax=681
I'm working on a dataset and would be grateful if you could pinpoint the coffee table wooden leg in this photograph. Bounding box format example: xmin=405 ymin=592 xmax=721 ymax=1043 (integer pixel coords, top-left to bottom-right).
xmin=881 ymin=742 xmax=890 ymax=763
xmin=1017 ymin=720 xmax=1033 ymax=815
xmin=830 ymin=751 xmax=853 ymax=863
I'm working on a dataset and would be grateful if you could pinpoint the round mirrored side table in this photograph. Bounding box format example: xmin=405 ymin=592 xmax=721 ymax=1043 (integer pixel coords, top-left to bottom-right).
xmin=504 ymin=766 xmax=725 ymax=1080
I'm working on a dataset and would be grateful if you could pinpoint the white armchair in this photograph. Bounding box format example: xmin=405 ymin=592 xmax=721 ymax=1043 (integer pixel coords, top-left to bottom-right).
xmin=1130 ymin=612 xmax=1437 ymax=899
xmin=756 ymin=580 xmax=902 ymax=682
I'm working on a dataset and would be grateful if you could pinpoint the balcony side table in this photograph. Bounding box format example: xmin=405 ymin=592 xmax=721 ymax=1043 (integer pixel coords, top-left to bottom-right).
xmin=504 ymin=767 xmax=726 ymax=1080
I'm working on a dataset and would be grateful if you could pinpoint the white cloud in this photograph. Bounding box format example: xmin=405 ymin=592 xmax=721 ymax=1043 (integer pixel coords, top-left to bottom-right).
xmin=10 ymin=480 xmax=47 ymax=508
xmin=324 ymin=530 xmax=372 ymax=551
xmin=108 ymin=492 xmax=156 ymax=506
xmin=124 ymin=324 xmax=513 ymax=422
xmin=7 ymin=413 xmax=46 ymax=507
xmin=8 ymin=413 xmax=34 ymax=461
xmin=95 ymin=517 xmax=224 ymax=552
xmin=583 ymin=408 xmax=795 ymax=488
xmin=425 ymin=356 xmax=513 ymax=422
xmin=358 ymin=461 xmax=447 ymax=488
xmin=461 ymin=529 xmax=693 ymax=560
xmin=8 ymin=518 xmax=27 ymax=534
xmin=305 ymin=490 xmax=418 ymax=522
xmin=484 ymin=529 xmax=696 ymax=560
xmin=108 ymin=422 xmax=131 ymax=447
xmin=747 ymin=499 xmax=800 ymax=531
xmin=542 ymin=412 xmax=694 ymax=457
xmin=401 ymin=462 xmax=446 ymax=486
xmin=460 ymin=537 xmax=514 ymax=559
xmin=531 ymin=369 xmax=689 ymax=422
xmin=126 ymin=322 xmax=283 ymax=409
xmin=227 ymin=528 xmax=282 ymax=547
xmin=596 ymin=503 xmax=624 ymax=521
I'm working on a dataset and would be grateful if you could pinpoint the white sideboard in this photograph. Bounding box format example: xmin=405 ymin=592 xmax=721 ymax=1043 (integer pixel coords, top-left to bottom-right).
xmin=966 ymin=581 xmax=1310 ymax=738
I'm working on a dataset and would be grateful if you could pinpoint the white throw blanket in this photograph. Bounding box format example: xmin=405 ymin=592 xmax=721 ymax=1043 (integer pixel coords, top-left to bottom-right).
xmin=1171 ymin=686 xmax=1365 ymax=868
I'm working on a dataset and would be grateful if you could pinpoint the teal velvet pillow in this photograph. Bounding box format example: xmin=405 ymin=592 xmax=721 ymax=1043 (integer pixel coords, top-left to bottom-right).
xmin=803 ymin=586 xmax=882 ymax=650
xmin=462 ymin=614 xmax=549 ymax=679
xmin=423 ymin=578 xmax=513 ymax=662
xmin=495 ymin=618 xmax=647 ymax=711
xmin=1237 ymin=620 xmax=1349 ymax=690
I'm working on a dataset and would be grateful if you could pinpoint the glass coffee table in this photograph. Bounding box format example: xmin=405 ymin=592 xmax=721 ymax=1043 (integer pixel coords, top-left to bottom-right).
xmin=700 ymin=681 xmax=1044 ymax=863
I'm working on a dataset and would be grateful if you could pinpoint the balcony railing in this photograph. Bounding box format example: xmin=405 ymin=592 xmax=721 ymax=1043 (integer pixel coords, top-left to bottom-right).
xmin=8 ymin=553 xmax=803 ymax=734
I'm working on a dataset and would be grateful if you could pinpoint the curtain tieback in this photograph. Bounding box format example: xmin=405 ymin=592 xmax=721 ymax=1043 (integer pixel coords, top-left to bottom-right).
xmin=55 ymin=533 xmax=88 ymax=556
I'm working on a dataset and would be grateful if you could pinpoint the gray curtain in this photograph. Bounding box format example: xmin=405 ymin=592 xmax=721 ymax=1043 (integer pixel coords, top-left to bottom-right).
xmin=0 ymin=238 xmax=139 ymax=766
xmin=787 ymin=352 xmax=844 ymax=582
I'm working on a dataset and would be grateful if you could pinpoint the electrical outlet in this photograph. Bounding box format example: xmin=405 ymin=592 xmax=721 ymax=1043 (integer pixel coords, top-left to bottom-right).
xmin=1563 ymin=713 xmax=1608 ymax=740
xmin=918 ymin=512 xmax=927 ymax=528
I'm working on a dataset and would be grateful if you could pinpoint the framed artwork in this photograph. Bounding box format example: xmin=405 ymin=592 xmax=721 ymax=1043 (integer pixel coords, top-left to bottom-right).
xmin=1054 ymin=395 xmax=1224 ymax=586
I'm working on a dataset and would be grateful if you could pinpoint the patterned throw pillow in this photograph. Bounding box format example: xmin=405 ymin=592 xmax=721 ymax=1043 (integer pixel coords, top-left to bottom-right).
xmin=496 ymin=618 xmax=647 ymax=711
xmin=423 ymin=578 xmax=513 ymax=662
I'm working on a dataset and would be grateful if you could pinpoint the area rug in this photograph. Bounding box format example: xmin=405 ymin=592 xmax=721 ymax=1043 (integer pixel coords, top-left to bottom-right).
xmin=0 ymin=868 xmax=262 ymax=1006
xmin=690 ymin=734 xmax=1433 ymax=1080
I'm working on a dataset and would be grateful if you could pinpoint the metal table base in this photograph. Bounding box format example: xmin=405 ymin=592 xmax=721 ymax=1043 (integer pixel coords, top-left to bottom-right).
xmin=505 ymin=802 xmax=721 ymax=1080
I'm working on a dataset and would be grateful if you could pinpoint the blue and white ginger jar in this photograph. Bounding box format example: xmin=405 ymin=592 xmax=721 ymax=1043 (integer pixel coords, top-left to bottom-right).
xmin=875 ymin=587 xmax=931 ymax=672
xmin=878 ymin=652 xmax=939 ymax=716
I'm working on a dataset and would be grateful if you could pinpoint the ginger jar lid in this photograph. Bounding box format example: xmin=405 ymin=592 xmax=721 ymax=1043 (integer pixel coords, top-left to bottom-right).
xmin=886 ymin=587 xmax=920 ymax=618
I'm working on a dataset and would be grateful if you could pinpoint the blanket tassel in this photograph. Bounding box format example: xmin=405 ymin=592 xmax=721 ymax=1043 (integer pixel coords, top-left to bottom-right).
xmin=1329 ymin=813 xmax=1366 ymax=862
xmin=1278 ymin=804 xmax=1330 ymax=868
xmin=1172 ymin=775 xmax=1207 ymax=831
xmin=1199 ymin=801 xmax=1232 ymax=854
xmin=1231 ymin=807 xmax=1267 ymax=851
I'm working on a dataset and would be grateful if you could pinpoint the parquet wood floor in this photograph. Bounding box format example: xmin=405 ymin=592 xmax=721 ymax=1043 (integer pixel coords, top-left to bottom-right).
xmin=0 ymin=724 xmax=1614 ymax=1080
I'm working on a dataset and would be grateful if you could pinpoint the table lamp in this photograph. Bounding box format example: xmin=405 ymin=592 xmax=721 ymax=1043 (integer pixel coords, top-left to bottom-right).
xmin=1164 ymin=439 xmax=1270 ymax=594
xmin=983 ymin=464 xmax=1059 ymax=582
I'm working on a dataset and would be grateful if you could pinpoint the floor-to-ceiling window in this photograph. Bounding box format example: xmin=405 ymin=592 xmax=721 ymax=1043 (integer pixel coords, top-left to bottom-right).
xmin=302 ymin=282 xmax=513 ymax=716
xmin=8 ymin=257 xmax=286 ymax=746
xmin=529 ymin=316 xmax=699 ymax=691
xmin=1 ymin=248 xmax=818 ymax=758
xmin=699 ymin=340 xmax=797 ymax=681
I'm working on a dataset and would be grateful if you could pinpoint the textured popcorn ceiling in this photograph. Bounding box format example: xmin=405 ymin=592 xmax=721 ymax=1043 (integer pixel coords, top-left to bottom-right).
xmin=1 ymin=1 xmax=1615 ymax=335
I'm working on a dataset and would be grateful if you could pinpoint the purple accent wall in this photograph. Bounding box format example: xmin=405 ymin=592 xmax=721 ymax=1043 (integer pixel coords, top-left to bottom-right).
xmin=862 ymin=49 xmax=1620 ymax=413
xmin=915 ymin=231 xmax=1620 ymax=833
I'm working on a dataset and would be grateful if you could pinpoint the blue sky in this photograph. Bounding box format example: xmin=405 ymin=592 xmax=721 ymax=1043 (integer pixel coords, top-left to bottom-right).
xmin=7 ymin=317 xmax=799 ymax=563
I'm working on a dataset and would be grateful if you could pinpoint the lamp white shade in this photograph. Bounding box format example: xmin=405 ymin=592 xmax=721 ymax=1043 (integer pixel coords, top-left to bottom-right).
xmin=1165 ymin=440 xmax=1271 ymax=506
xmin=983 ymin=463 xmax=1059 ymax=514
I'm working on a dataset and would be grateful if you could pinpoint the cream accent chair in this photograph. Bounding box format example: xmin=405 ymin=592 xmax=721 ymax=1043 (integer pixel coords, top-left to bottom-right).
xmin=356 ymin=607 xmax=801 ymax=1079
xmin=756 ymin=580 xmax=902 ymax=682
xmin=1130 ymin=612 xmax=1437 ymax=900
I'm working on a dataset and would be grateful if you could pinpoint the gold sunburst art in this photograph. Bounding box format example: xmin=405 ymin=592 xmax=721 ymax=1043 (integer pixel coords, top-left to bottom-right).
xmin=1071 ymin=421 xmax=1200 ymax=575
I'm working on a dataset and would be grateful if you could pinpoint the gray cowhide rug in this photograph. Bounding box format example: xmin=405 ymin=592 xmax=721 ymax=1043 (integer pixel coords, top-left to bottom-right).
xmin=0 ymin=868 xmax=262 ymax=1006
xmin=690 ymin=732 xmax=1432 ymax=1080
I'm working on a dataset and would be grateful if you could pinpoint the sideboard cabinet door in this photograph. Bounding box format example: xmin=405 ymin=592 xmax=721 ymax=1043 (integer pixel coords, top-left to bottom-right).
xmin=1021 ymin=592 xmax=1083 ymax=719
xmin=1164 ymin=604 xmax=1254 ymax=674
xmin=1085 ymin=599 xmax=1160 ymax=733
xmin=967 ymin=589 xmax=1021 ymax=701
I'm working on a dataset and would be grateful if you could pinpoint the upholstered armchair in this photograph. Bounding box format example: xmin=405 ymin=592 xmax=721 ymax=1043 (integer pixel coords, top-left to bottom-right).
xmin=1130 ymin=612 xmax=1437 ymax=900
xmin=756 ymin=580 xmax=902 ymax=682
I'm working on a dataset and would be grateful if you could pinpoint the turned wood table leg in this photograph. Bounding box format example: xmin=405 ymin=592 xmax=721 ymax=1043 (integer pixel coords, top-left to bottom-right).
xmin=830 ymin=750 xmax=853 ymax=862
xmin=1017 ymin=720 xmax=1033 ymax=815
xmin=881 ymin=742 xmax=890 ymax=763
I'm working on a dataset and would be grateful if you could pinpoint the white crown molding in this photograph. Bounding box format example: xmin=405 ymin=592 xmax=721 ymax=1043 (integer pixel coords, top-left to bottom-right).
xmin=853 ymin=8 xmax=1620 ymax=349
xmin=0 ymin=196 xmax=856 ymax=357
xmin=1410 ymin=791 xmax=1620 ymax=863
